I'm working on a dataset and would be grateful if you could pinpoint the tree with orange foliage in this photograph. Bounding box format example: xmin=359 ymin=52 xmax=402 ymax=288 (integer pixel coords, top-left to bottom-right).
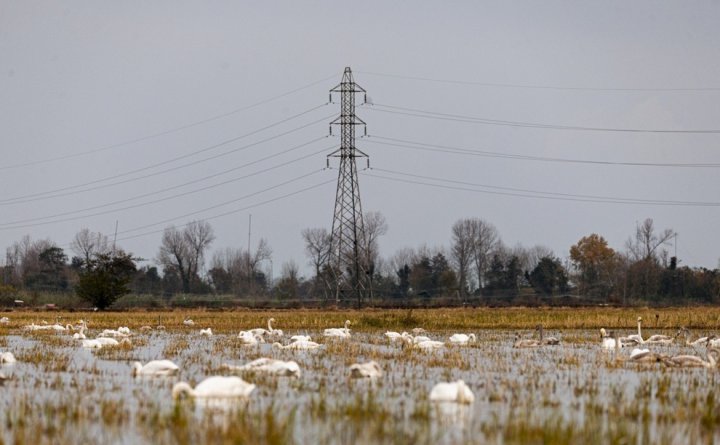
xmin=569 ymin=234 xmax=619 ymax=298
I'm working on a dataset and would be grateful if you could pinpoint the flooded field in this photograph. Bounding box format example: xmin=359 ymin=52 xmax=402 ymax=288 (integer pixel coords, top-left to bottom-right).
xmin=1 ymin=309 xmax=719 ymax=444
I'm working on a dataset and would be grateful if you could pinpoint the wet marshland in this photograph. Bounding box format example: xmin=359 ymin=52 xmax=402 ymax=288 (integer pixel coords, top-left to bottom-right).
xmin=1 ymin=315 xmax=719 ymax=445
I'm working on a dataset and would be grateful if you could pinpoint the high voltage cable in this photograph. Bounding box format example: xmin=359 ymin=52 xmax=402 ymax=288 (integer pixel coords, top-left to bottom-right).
xmin=358 ymin=70 xmax=720 ymax=92
xmin=366 ymin=135 xmax=720 ymax=168
xmin=0 ymin=141 xmax=333 ymax=227
xmin=363 ymin=168 xmax=720 ymax=207
xmin=368 ymin=103 xmax=720 ymax=134
xmin=0 ymin=108 xmax=334 ymax=205
xmin=0 ymin=74 xmax=337 ymax=171
xmin=0 ymin=169 xmax=326 ymax=232
xmin=114 ymin=173 xmax=335 ymax=241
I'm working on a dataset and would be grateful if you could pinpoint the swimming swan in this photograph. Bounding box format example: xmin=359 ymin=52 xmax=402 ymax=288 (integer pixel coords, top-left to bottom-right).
xmin=629 ymin=348 xmax=663 ymax=363
xmin=200 ymin=328 xmax=213 ymax=337
xmin=661 ymin=349 xmax=720 ymax=368
xmin=222 ymin=358 xmax=300 ymax=377
xmin=132 ymin=360 xmax=180 ymax=377
xmin=429 ymin=380 xmax=475 ymax=404
xmin=272 ymin=340 xmax=322 ymax=350
xmin=238 ymin=331 xmax=264 ymax=345
xmin=323 ymin=320 xmax=351 ymax=338
xmin=514 ymin=333 xmax=541 ymax=349
xmin=290 ymin=335 xmax=312 ymax=343
xmin=448 ymin=333 xmax=477 ymax=345
xmin=349 ymin=361 xmax=383 ymax=378
xmin=600 ymin=328 xmax=623 ymax=350
xmin=172 ymin=376 xmax=255 ymax=400
xmin=678 ymin=327 xmax=716 ymax=347
xmin=384 ymin=331 xmax=404 ymax=341
xmin=1 ymin=352 xmax=16 ymax=364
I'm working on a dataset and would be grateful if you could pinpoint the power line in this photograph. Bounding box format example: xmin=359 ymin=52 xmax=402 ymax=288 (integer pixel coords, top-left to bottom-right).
xmin=363 ymin=168 xmax=720 ymax=207
xmin=358 ymin=70 xmax=720 ymax=92
xmin=114 ymin=175 xmax=335 ymax=242
xmin=0 ymin=107 xmax=334 ymax=205
xmin=368 ymin=103 xmax=720 ymax=134
xmin=0 ymin=141 xmax=333 ymax=228
xmin=3 ymin=169 xmax=326 ymax=235
xmin=366 ymin=135 xmax=720 ymax=168
xmin=0 ymin=73 xmax=337 ymax=171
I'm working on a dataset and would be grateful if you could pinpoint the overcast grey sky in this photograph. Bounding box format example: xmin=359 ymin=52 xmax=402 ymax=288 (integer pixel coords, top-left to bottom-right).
xmin=1 ymin=1 xmax=719 ymax=277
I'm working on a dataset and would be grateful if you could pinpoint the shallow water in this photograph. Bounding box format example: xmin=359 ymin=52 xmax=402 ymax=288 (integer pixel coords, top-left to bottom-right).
xmin=1 ymin=327 xmax=718 ymax=444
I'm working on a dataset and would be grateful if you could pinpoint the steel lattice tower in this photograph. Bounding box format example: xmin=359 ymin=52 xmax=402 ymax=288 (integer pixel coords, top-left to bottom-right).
xmin=327 ymin=67 xmax=371 ymax=306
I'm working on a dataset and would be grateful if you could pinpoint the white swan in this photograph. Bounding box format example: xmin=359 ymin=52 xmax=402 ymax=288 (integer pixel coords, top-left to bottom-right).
xmin=448 ymin=333 xmax=476 ymax=345
xmin=429 ymin=380 xmax=474 ymax=404
xmin=1 ymin=352 xmax=16 ymax=364
xmin=118 ymin=327 xmax=131 ymax=335
xmin=96 ymin=337 xmax=121 ymax=346
xmin=413 ymin=339 xmax=444 ymax=351
xmin=81 ymin=339 xmax=104 ymax=349
xmin=290 ymin=335 xmax=312 ymax=343
xmin=99 ymin=329 xmax=129 ymax=338
xmin=267 ymin=318 xmax=283 ymax=338
xmin=632 ymin=318 xmax=675 ymax=345
xmin=132 ymin=359 xmax=180 ymax=376
xmin=82 ymin=337 xmax=126 ymax=349
xmin=183 ymin=319 xmax=195 ymax=326
xmin=620 ymin=317 xmax=645 ymax=345
xmin=384 ymin=331 xmax=404 ymax=341
xmin=412 ymin=335 xmax=432 ymax=343
xmin=349 ymin=361 xmax=383 ymax=378
xmin=600 ymin=328 xmax=624 ymax=350
xmin=0 ymin=317 xmax=9 ymax=324
xmin=629 ymin=348 xmax=662 ymax=363
xmin=222 ymin=358 xmax=301 ymax=377
xmin=72 ymin=326 xmax=87 ymax=339
xmin=200 ymin=328 xmax=213 ymax=337
xmin=249 ymin=318 xmax=281 ymax=337
xmin=513 ymin=333 xmax=541 ymax=349
xmin=323 ymin=320 xmax=351 ymax=338
xmin=272 ymin=340 xmax=322 ymax=350
xmin=238 ymin=331 xmax=264 ymax=345
xmin=172 ymin=376 xmax=255 ymax=400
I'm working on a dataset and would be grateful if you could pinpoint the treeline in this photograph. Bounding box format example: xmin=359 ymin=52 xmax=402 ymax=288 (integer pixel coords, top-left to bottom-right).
xmin=0 ymin=216 xmax=718 ymax=308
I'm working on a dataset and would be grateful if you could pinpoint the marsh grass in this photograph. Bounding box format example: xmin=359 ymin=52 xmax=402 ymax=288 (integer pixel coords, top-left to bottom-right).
xmin=6 ymin=306 xmax=720 ymax=334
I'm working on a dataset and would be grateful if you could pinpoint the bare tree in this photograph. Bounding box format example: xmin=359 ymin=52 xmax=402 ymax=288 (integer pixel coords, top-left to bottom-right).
xmin=185 ymin=220 xmax=215 ymax=278
xmin=626 ymin=218 xmax=675 ymax=262
xmin=509 ymin=244 xmax=554 ymax=273
xmin=301 ymin=228 xmax=331 ymax=279
xmin=364 ymin=211 xmax=388 ymax=269
xmin=388 ymin=247 xmax=417 ymax=277
xmin=70 ymin=228 xmax=110 ymax=265
xmin=281 ymin=260 xmax=300 ymax=282
xmin=467 ymin=219 xmax=500 ymax=291
xmin=157 ymin=221 xmax=215 ymax=293
xmin=243 ymin=238 xmax=273 ymax=287
xmin=4 ymin=235 xmax=58 ymax=288
xmin=451 ymin=219 xmax=476 ymax=298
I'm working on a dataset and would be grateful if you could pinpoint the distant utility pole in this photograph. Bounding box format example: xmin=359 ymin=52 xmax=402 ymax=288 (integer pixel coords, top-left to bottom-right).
xmin=326 ymin=67 xmax=372 ymax=306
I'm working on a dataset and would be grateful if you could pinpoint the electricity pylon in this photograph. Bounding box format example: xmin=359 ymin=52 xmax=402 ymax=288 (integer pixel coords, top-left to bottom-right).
xmin=326 ymin=67 xmax=371 ymax=306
